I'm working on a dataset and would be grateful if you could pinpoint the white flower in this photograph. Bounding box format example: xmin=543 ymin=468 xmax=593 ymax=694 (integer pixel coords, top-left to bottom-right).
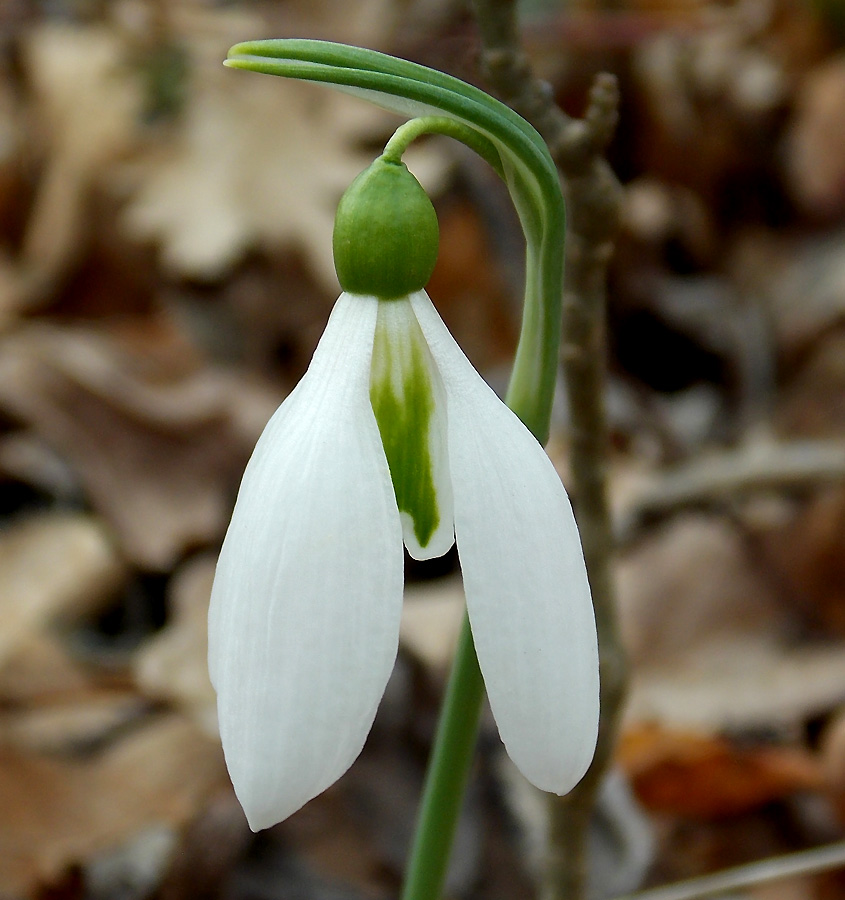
xmin=208 ymin=289 xmax=599 ymax=832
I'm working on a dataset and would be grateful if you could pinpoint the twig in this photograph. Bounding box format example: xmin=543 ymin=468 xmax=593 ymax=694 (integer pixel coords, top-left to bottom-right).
xmin=470 ymin=3 xmax=626 ymax=900
xmin=613 ymin=840 xmax=845 ymax=900
xmin=617 ymin=439 xmax=845 ymax=545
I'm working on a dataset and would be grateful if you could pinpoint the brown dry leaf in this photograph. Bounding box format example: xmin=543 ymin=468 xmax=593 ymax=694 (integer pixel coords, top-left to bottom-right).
xmin=275 ymin=0 xmax=420 ymax=43
xmin=0 ymin=714 xmax=228 ymax=896
xmin=24 ymin=24 xmax=140 ymax=181
xmin=135 ymin=554 xmax=217 ymax=735
xmin=0 ymin=633 xmax=94 ymax=705
xmin=157 ymin=791 xmax=251 ymax=900
xmin=628 ymin=639 xmax=845 ymax=735
xmin=123 ymin=23 xmax=447 ymax=289
xmin=0 ymin=322 xmax=266 ymax=569
xmin=822 ymin=707 xmax=845 ymax=787
xmin=820 ymin=709 xmax=845 ymax=828
xmin=778 ymin=330 xmax=845 ymax=437
xmin=10 ymin=23 xmax=143 ymax=314
xmin=618 ymin=514 xmax=780 ymax=670
xmin=278 ymin=789 xmax=404 ymax=896
xmin=0 ymin=513 xmax=125 ymax=668
xmin=780 ymin=235 xmax=845 ymax=354
xmin=631 ymin=12 xmax=785 ymax=201
xmin=399 ymin=575 xmax=466 ymax=671
xmin=0 ymin=690 xmax=147 ymax=755
xmin=0 ymin=68 xmax=23 ymax=215
xmin=735 ymin=230 xmax=845 ymax=359
xmin=0 ymin=513 xmax=139 ymax=756
xmin=756 ymin=485 xmax=845 ymax=637
xmin=620 ymin=176 xmax=717 ymax=270
xmin=0 ymin=430 xmax=80 ymax=501
xmin=753 ymin=878 xmax=822 ymax=900
xmin=0 ymin=69 xmax=26 ymax=317
xmin=619 ymin=514 xmax=845 ymax=731
xmin=787 ymin=55 xmax=845 ymax=218
xmin=619 ymin=724 xmax=822 ymax=819
xmin=426 ymin=199 xmax=521 ymax=373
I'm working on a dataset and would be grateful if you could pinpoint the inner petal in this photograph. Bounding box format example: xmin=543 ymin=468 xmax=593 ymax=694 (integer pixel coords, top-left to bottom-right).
xmin=369 ymin=297 xmax=455 ymax=560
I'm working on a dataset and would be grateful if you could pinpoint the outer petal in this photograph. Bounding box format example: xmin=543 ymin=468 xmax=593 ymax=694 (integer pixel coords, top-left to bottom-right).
xmin=208 ymin=293 xmax=404 ymax=830
xmin=410 ymin=290 xmax=599 ymax=794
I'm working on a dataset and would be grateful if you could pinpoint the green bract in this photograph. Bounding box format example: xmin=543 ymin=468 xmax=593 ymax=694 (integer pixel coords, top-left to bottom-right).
xmin=224 ymin=38 xmax=566 ymax=444
xmin=333 ymin=158 xmax=439 ymax=299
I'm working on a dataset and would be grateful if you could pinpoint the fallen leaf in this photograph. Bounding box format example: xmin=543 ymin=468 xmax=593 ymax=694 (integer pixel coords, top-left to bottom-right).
xmin=0 ymin=690 xmax=147 ymax=755
xmin=618 ymin=514 xmax=781 ymax=669
xmin=399 ymin=575 xmax=466 ymax=672
xmin=619 ymin=514 xmax=845 ymax=731
xmin=0 ymin=430 xmax=81 ymax=503
xmin=123 ymin=25 xmax=448 ymax=288
xmin=0 ymin=322 xmax=264 ymax=568
xmin=778 ymin=329 xmax=845 ymax=438
xmin=741 ymin=231 xmax=845 ymax=359
xmin=0 ymin=633 xmax=94 ymax=704
xmin=157 ymin=790 xmax=250 ymax=900
xmin=13 ymin=23 xmax=143 ymax=311
xmin=631 ymin=17 xmax=784 ymax=204
xmin=627 ymin=638 xmax=845 ymax=734
xmin=819 ymin=709 xmax=845 ymax=832
xmin=426 ymin=197 xmax=521 ymax=373
xmin=0 ymin=714 xmax=227 ymax=896
xmin=756 ymin=486 xmax=845 ymax=637
xmin=619 ymin=724 xmax=822 ymax=818
xmin=135 ymin=554 xmax=217 ymax=735
xmin=787 ymin=55 xmax=845 ymax=218
xmin=0 ymin=513 xmax=125 ymax=668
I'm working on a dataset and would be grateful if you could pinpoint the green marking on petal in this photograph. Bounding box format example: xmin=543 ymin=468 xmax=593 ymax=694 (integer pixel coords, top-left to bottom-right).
xmin=370 ymin=301 xmax=439 ymax=548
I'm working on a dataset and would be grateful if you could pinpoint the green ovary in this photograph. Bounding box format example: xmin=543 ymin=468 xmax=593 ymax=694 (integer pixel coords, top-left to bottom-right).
xmin=370 ymin=309 xmax=439 ymax=549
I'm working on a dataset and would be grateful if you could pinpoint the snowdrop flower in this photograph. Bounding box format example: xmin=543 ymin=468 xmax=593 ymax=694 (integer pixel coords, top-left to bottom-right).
xmin=209 ymin=156 xmax=599 ymax=832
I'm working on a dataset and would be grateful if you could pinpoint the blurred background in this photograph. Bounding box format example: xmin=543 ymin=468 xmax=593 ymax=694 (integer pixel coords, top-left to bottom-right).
xmin=2 ymin=0 xmax=845 ymax=898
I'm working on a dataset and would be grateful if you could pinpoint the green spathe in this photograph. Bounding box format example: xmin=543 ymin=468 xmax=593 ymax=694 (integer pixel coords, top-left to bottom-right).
xmin=333 ymin=158 xmax=439 ymax=299
xmin=369 ymin=301 xmax=440 ymax=548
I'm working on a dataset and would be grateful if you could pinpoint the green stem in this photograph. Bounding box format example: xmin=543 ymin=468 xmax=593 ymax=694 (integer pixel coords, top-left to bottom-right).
xmin=401 ymin=616 xmax=485 ymax=900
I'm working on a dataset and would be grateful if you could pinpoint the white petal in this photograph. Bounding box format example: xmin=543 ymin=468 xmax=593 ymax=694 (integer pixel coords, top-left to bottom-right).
xmin=410 ymin=290 xmax=599 ymax=794
xmin=208 ymin=293 xmax=404 ymax=830
xmin=370 ymin=298 xmax=454 ymax=561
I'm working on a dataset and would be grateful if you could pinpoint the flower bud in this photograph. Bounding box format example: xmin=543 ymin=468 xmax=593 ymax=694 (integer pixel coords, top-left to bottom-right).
xmin=333 ymin=157 xmax=439 ymax=299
